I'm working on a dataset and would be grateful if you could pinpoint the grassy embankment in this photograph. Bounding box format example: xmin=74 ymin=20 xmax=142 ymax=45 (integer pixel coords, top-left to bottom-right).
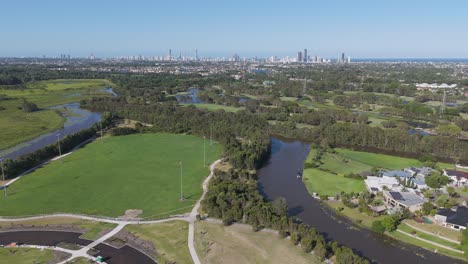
xmin=0 ymin=79 xmax=113 ymax=150
xmin=0 ymin=217 xmax=117 ymax=241
xmin=303 ymin=148 xmax=453 ymax=196
xmin=0 ymin=248 xmax=66 ymax=264
xmin=194 ymin=221 xmax=321 ymax=264
xmin=124 ymin=221 xmax=192 ymax=264
xmin=0 ymin=133 xmax=221 ymax=218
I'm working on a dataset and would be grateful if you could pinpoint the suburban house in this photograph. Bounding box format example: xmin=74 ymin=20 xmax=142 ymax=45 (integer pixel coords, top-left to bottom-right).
xmin=443 ymin=170 xmax=468 ymax=187
xmin=434 ymin=206 xmax=468 ymax=231
xmin=380 ymin=170 xmax=413 ymax=178
xmin=404 ymin=167 xmax=434 ymax=177
xmin=382 ymin=191 xmax=426 ymax=212
xmin=365 ymin=176 xmax=400 ymax=194
xmin=379 ymin=170 xmax=427 ymax=190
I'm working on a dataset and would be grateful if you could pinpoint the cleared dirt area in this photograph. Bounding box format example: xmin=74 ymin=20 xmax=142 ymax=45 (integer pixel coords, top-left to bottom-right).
xmin=194 ymin=221 xmax=320 ymax=264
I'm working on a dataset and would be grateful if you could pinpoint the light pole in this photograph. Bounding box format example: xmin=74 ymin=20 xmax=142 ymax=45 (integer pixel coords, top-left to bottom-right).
xmin=100 ymin=121 xmax=103 ymax=143
xmin=210 ymin=126 xmax=213 ymax=145
xmin=203 ymin=136 xmax=206 ymax=168
xmin=179 ymin=161 xmax=184 ymax=201
xmin=56 ymin=134 xmax=62 ymax=157
xmin=1 ymin=158 xmax=6 ymax=197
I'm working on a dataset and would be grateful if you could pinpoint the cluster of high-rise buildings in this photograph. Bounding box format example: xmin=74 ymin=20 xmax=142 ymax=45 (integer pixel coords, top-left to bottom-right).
xmin=34 ymin=49 xmax=351 ymax=64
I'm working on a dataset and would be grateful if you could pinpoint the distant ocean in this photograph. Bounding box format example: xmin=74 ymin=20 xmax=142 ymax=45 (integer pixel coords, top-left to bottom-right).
xmin=353 ymin=58 xmax=468 ymax=63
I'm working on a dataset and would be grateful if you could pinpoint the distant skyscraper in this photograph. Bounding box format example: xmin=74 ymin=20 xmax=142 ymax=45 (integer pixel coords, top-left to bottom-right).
xmin=195 ymin=49 xmax=199 ymax=61
xmin=341 ymin=52 xmax=345 ymax=63
xmin=297 ymin=51 xmax=303 ymax=62
xmin=304 ymin=49 xmax=308 ymax=62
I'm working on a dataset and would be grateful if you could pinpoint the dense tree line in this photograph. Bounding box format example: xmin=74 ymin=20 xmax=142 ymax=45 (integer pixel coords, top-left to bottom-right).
xmin=82 ymin=98 xmax=271 ymax=169
xmin=2 ymin=113 xmax=113 ymax=179
xmin=270 ymin=122 xmax=468 ymax=164
xmin=202 ymin=169 xmax=369 ymax=263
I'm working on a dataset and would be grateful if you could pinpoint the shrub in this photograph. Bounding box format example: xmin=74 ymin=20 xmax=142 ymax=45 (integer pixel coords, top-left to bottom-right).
xmin=371 ymin=220 xmax=385 ymax=234
xmin=381 ymin=216 xmax=398 ymax=232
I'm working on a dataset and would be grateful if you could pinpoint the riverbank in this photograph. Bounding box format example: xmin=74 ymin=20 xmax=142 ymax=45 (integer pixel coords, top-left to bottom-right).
xmin=0 ymin=78 xmax=115 ymax=156
xmin=257 ymin=137 xmax=464 ymax=264
xmin=323 ymin=191 xmax=466 ymax=260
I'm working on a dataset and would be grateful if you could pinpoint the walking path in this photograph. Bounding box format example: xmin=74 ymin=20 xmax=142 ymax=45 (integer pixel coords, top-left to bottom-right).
xmin=0 ymin=159 xmax=223 ymax=264
xmin=404 ymin=222 xmax=461 ymax=244
xmin=396 ymin=229 xmax=464 ymax=254
xmin=187 ymin=159 xmax=222 ymax=264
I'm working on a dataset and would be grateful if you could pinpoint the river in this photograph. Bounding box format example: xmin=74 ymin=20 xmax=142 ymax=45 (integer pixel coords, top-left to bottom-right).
xmin=257 ymin=137 xmax=463 ymax=264
xmin=0 ymin=87 xmax=117 ymax=160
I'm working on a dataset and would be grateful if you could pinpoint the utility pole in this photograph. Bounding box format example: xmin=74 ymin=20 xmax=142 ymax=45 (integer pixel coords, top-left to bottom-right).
xmin=1 ymin=158 xmax=6 ymax=197
xmin=100 ymin=121 xmax=103 ymax=143
xmin=179 ymin=161 xmax=184 ymax=201
xmin=210 ymin=126 xmax=213 ymax=145
xmin=56 ymin=134 xmax=62 ymax=157
xmin=203 ymin=136 xmax=206 ymax=168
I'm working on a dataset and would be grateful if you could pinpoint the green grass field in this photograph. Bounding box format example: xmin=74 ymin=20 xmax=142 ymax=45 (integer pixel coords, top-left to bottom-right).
xmin=388 ymin=230 xmax=466 ymax=260
xmin=0 ymin=133 xmax=221 ymax=217
xmin=303 ymin=168 xmax=365 ymax=196
xmin=0 ymin=79 xmax=114 ymax=150
xmin=190 ymin=103 xmax=244 ymax=112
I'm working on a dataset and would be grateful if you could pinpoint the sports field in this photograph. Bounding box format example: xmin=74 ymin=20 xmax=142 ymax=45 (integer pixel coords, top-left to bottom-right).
xmin=0 ymin=133 xmax=221 ymax=218
xmin=0 ymin=79 xmax=114 ymax=149
xmin=190 ymin=103 xmax=244 ymax=112
xmin=303 ymin=148 xmax=452 ymax=196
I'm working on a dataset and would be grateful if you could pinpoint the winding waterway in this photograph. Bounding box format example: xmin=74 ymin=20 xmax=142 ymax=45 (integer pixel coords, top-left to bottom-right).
xmin=0 ymin=87 xmax=117 ymax=160
xmin=257 ymin=137 xmax=463 ymax=264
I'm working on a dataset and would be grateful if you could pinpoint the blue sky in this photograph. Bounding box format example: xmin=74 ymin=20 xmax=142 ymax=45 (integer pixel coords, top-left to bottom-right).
xmin=1 ymin=0 xmax=467 ymax=58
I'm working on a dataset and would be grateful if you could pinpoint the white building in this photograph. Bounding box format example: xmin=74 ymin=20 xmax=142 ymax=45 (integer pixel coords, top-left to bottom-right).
xmin=365 ymin=176 xmax=400 ymax=194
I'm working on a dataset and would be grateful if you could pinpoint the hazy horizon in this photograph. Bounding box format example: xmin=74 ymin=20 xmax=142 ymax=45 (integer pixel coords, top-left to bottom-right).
xmin=2 ymin=0 xmax=468 ymax=58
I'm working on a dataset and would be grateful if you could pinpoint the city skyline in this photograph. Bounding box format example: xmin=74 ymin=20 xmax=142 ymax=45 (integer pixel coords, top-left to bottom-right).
xmin=1 ymin=0 xmax=468 ymax=58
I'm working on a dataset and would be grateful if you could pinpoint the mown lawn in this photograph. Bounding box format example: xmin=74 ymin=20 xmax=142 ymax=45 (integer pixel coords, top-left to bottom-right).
xmin=303 ymin=147 xmax=453 ymax=196
xmin=325 ymin=200 xmax=385 ymax=228
xmin=388 ymin=230 xmax=466 ymax=260
xmin=0 ymin=133 xmax=222 ymax=218
xmin=302 ymin=168 xmax=365 ymax=196
xmin=190 ymin=103 xmax=244 ymax=112
xmin=398 ymin=223 xmax=461 ymax=250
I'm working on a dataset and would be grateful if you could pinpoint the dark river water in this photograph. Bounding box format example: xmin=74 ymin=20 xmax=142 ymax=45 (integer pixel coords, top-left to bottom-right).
xmin=0 ymin=230 xmax=155 ymax=264
xmin=257 ymin=137 xmax=463 ymax=264
xmin=0 ymin=103 xmax=102 ymax=160
xmin=0 ymin=86 xmax=118 ymax=160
